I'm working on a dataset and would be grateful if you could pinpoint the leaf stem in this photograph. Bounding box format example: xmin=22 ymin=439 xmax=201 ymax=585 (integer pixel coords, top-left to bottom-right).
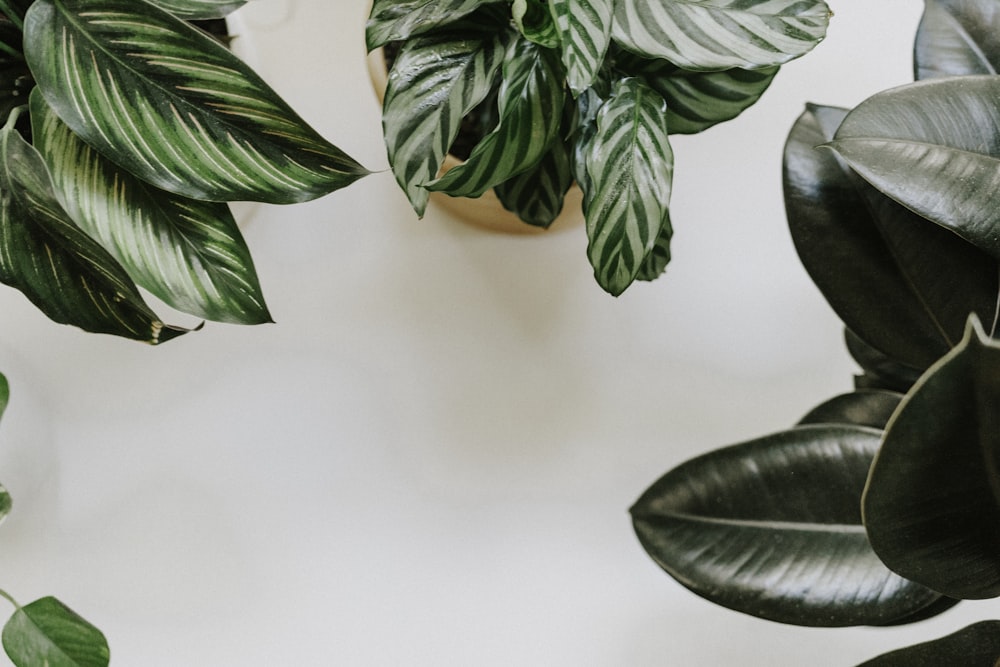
xmin=0 ymin=587 xmax=20 ymax=611
xmin=0 ymin=0 xmax=23 ymax=31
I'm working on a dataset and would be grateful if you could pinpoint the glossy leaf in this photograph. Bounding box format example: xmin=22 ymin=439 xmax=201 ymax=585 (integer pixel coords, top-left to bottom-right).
xmin=0 ymin=113 xmax=187 ymax=344
xmin=513 ymin=0 xmax=560 ymax=48
xmin=797 ymin=390 xmax=904 ymax=430
xmin=381 ymin=23 xmax=508 ymax=216
xmin=549 ymin=0 xmax=613 ymax=95
xmin=634 ymin=214 xmax=672 ymax=282
xmin=846 ymin=329 xmax=926 ymax=394
xmin=785 ymin=103 xmax=998 ymax=371
xmin=914 ymin=0 xmax=1000 ymax=80
xmin=863 ymin=315 xmax=1000 ymax=599
xmin=31 ymin=91 xmax=271 ymax=325
xmin=582 ymin=78 xmax=672 ymax=296
xmin=24 ymin=0 xmax=369 ymax=204
xmin=144 ymin=0 xmax=247 ymax=19
xmin=2 ymin=596 xmax=109 ymax=667
xmin=494 ymin=135 xmax=574 ymax=227
xmin=611 ymin=0 xmax=830 ymax=71
xmin=828 ymin=76 xmax=1000 ymax=261
xmin=366 ymin=0 xmax=493 ymax=51
xmin=632 ymin=425 xmax=946 ymax=626
xmin=427 ymin=37 xmax=566 ymax=198
xmin=856 ymin=621 xmax=1000 ymax=666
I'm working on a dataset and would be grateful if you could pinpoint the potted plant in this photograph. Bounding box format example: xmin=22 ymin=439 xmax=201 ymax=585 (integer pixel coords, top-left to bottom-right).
xmin=630 ymin=0 xmax=1000 ymax=661
xmin=0 ymin=0 xmax=370 ymax=344
xmin=366 ymin=0 xmax=832 ymax=296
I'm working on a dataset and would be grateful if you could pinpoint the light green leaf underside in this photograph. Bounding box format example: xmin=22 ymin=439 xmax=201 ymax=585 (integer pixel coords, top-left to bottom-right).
xmin=144 ymin=0 xmax=247 ymax=20
xmin=31 ymin=91 xmax=271 ymax=325
xmin=24 ymin=0 xmax=369 ymax=204
xmin=583 ymin=78 xmax=673 ymax=296
xmin=0 ymin=113 xmax=187 ymax=344
xmin=550 ymin=0 xmax=613 ymax=95
xmin=2 ymin=597 xmax=109 ymax=667
xmin=612 ymin=0 xmax=830 ymax=71
xmin=427 ymin=37 xmax=566 ymax=198
xmin=366 ymin=0 xmax=491 ymax=50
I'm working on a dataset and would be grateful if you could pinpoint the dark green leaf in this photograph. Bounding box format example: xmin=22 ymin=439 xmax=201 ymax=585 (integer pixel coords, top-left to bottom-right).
xmin=0 ymin=371 xmax=7 ymax=421
xmin=634 ymin=214 xmax=672 ymax=282
xmin=914 ymin=0 xmax=1000 ymax=80
xmin=2 ymin=596 xmax=109 ymax=667
xmin=797 ymin=390 xmax=904 ymax=430
xmin=366 ymin=0 xmax=495 ymax=51
xmin=863 ymin=315 xmax=1000 ymax=599
xmin=145 ymin=0 xmax=247 ymax=19
xmin=494 ymin=135 xmax=574 ymax=227
xmin=846 ymin=329 xmax=926 ymax=394
xmin=632 ymin=424 xmax=946 ymax=626
xmin=549 ymin=0 xmax=612 ymax=95
xmin=856 ymin=621 xmax=1000 ymax=666
xmin=25 ymin=0 xmax=369 ymax=204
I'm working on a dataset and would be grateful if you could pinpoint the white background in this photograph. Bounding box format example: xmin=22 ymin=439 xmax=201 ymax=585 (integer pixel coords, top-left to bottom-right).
xmin=1 ymin=1 xmax=997 ymax=665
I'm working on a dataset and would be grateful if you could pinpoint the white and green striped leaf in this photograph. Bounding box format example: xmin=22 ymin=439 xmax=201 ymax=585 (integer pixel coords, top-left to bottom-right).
xmin=145 ymin=0 xmax=247 ymax=20
xmin=0 ymin=113 xmax=188 ymax=344
xmin=366 ymin=0 xmax=493 ymax=51
xmin=31 ymin=90 xmax=271 ymax=325
xmin=636 ymin=214 xmax=673 ymax=281
xmin=494 ymin=135 xmax=575 ymax=227
xmin=24 ymin=0 xmax=369 ymax=204
xmin=582 ymin=78 xmax=673 ymax=296
xmin=612 ymin=0 xmax=831 ymax=71
xmin=382 ymin=27 xmax=508 ymax=216
xmin=513 ymin=0 xmax=561 ymax=49
xmin=550 ymin=0 xmax=613 ymax=95
xmin=427 ymin=37 xmax=566 ymax=198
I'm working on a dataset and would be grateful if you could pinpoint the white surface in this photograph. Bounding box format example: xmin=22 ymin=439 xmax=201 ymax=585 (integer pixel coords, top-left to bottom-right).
xmin=1 ymin=1 xmax=996 ymax=665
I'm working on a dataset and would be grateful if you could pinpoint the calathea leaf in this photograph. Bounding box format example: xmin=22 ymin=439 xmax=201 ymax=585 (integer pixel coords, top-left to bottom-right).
xmin=366 ymin=0 xmax=495 ymax=51
xmin=2 ymin=596 xmax=109 ymax=667
xmin=426 ymin=36 xmax=566 ymax=198
xmin=549 ymin=0 xmax=612 ymax=95
xmin=24 ymin=0 xmax=369 ymax=204
xmin=143 ymin=0 xmax=247 ymax=19
xmin=0 ymin=111 xmax=188 ymax=343
xmin=581 ymin=78 xmax=672 ymax=296
xmin=632 ymin=424 xmax=947 ymax=626
xmin=30 ymin=90 xmax=271 ymax=325
xmin=0 ymin=482 xmax=9 ymax=525
xmin=863 ymin=315 xmax=1000 ymax=600
xmin=513 ymin=0 xmax=560 ymax=49
xmin=494 ymin=134 xmax=574 ymax=228
xmin=611 ymin=0 xmax=831 ymax=71
xmin=381 ymin=20 xmax=509 ymax=216
xmin=855 ymin=621 xmax=1000 ymax=667
xmin=797 ymin=390 xmax=905 ymax=430
xmin=914 ymin=0 xmax=1000 ymax=80
xmin=0 ymin=371 xmax=7 ymax=421
xmin=634 ymin=213 xmax=672 ymax=282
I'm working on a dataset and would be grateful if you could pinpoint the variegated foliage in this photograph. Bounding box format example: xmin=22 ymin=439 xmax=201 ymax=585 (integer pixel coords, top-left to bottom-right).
xmin=144 ymin=0 xmax=246 ymax=20
xmin=366 ymin=0 xmax=494 ymax=51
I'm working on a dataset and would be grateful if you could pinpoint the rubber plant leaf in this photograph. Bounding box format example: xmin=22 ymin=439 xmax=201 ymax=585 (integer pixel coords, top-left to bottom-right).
xmin=582 ymin=77 xmax=673 ymax=295
xmin=494 ymin=133 xmax=574 ymax=228
xmin=24 ymin=0 xmax=369 ymax=204
xmin=855 ymin=621 xmax=1000 ymax=667
xmin=863 ymin=315 xmax=1000 ymax=599
xmin=632 ymin=424 xmax=947 ymax=626
xmin=366 ymin=0 xmax=493 ymax=51
xmin=2 ymin=597 xmax=108 ymax=667
xmin=549 ymin=0 xmax=612 ymax=95
xmin=0 ymin=112 xmax=188 ymax=344
xmin=513 ymin=0 xmax=560 ymax=49
xmin=914 ymin=0 xmax=1000 ymax=80
xmin=611 ymin=0 xmax=830 ymax=71
xmin=846 ymin=329 xmax=926 ymax=394
xmin=30 ymin=90 xmax=271 ymax=325
xmin=426 ymin=36 xmax=566 ymax=198
xmin=381 ymin=20 xmax=508 ymax=216
xmin=785 ymin=103 xmax=998 ymax=371
xmin=144 ymin=0 xmax=247 ymax=19
xmin=797 ymin=390 xmax=905 ymax=430
xmin=827 ymin=76 xmax=1000 ymax=261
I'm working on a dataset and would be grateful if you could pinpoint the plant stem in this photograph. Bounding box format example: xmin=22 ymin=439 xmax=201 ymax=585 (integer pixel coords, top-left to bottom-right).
xmin=0 ymin=588 xmax=20 ymax=611
xmin=0 ymin=1 xmax=23 ymax=31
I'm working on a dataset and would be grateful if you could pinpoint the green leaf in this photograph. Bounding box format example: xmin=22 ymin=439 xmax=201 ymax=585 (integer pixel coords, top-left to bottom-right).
xmin=855 ymin=620 xmax=1000 ymax=666
xmin=513 ymin=0 xmax=560 ymax=48
xmin=494 ymin=135 xmax=574 ymax=227
xmin=863 ymin=315 xmax=1000 ymax=600
xmin=366 ymin=0 xmax=494 ymax=51
xmin=582 ymin=78 xmax=672 ymax=296
xmin=797 ymin=390 xmax=905 ymax=430
xmin=914 ymin=0 xmax=1000 ymax=80
xmin=632 ymin=424 xmax=947 ymax=626
xmin=24 ymin=0 xmax=369 ymax=204
xmin=0 ymin=483 xmax=10 ymax=525
xmin=611 ymin=0 xmax=830 ymax=71
xmin=785 ymin=103 xmax=998 ymax=371
xmin=2 ymin=596 xmax=109 ymax=667
xmin=0 ymin=371 xmax=7 ymax=421
xmin=144 ymin=0 xmax=247 ymax=19
xmin=426 ymin=36 xmax=566 ymax=198
xmin=846 ymin=329 xmax=926 ymax=394
xmin=0 ymin=112 xmax=188 ymax=343
xmin=634 ymin=214 xmax=672 ymax=282
xmin=828 ymin=76 xmax=1000 ymax=262
xmin=549 ymin=0 xmax=612 ymax=95
xmin=31 ymin=90 xmax=271 ymax=325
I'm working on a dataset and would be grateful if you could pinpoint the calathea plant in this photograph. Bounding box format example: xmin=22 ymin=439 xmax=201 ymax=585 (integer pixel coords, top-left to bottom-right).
xmin=366 ymin=0 xmax=832 ymax=296
xmin=0 ymin=0 xmax=369 ymax=344
xmin=630 ymin=0 xmax=1000 ymax=661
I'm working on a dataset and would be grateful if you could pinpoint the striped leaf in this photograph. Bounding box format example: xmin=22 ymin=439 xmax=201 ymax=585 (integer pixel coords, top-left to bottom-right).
xmin=494 ymin=135 xmax=575 ymax=227
xmin=582 ymin=78 xmax=673 ymax=296
xmin=635 ymin=214 xmax=672 ymax=281
xmin=513 ymin=0 xmax=561 ymax=49
xmin=612 ymin=0 xmax=831 ymax=71
xmin=145 ymin=0 xmax=247 ymax=19
xmin=24 ymin=0 xmax=369 ymax=204
xmin=382 ymin=24 xmax=508 ymax=216
xmin=366 ymin=0 xmax=493 ymax=51
xmin=426 ymin=37 xmax=566 ymax=199
xmin=0 ymin=112 xmax=188 ymax=344
xmin=31 ymin=90 xmax=271 ymax=325
xmin=550 ymin=0 xmax=613 ymax=95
